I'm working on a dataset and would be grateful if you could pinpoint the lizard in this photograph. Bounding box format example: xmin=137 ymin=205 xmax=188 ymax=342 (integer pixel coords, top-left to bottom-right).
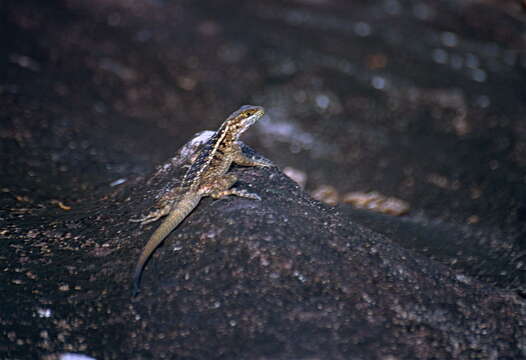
xmin=130 ymin=105 xmax=271 ymax=296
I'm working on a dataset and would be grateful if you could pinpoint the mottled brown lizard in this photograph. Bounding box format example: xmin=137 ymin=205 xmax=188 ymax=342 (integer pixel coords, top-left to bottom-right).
xmin=130 ymin=105 xmax=271 ymax=296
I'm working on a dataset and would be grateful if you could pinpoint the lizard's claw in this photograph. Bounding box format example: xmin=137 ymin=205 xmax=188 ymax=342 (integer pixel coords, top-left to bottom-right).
xmin=130 ymin=204 xmax=172 ymax=225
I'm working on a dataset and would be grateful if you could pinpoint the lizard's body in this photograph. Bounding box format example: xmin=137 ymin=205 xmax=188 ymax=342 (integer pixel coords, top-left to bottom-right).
xmin=131 ymin=105 xmax=270 ymax=296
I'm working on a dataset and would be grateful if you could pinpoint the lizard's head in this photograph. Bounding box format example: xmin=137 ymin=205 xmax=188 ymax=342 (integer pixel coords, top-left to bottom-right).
xmin=226 ymin=105 xmax=265 ymax=136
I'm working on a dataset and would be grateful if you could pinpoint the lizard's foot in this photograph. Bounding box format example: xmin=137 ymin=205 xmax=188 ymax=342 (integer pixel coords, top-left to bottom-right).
xmin=129 ymin=205 xmax=171 ymax=225
xmin=211 ymin=188 xmax=261 ymax=201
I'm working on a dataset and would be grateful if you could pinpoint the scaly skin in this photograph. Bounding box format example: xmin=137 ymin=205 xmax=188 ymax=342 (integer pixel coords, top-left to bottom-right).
xmin=131 ymin=105 xmax=271 ymax=296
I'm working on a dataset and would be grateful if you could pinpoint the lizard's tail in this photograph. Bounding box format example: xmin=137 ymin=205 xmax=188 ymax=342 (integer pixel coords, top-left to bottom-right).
xmin=132 ymin=193 xmax=202 ymax=296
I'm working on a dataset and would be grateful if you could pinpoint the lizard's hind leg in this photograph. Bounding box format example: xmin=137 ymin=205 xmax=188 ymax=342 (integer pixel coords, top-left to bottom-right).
xmin=129 ymin=203 xmax=172 ymax=225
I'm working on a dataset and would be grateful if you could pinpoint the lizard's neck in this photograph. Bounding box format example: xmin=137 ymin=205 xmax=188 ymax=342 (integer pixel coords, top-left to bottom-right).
xmin=213 ymin=118 xmax=244 ymax=152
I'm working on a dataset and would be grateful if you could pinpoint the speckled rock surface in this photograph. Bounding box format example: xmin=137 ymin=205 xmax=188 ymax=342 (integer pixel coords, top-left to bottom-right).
xmin=2 ymin=0 xmax=526 ymax=359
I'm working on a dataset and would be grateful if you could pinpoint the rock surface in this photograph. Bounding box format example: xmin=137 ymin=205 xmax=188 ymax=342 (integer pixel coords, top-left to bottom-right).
xmin=1 ymin=0 xmax=526 ymax=359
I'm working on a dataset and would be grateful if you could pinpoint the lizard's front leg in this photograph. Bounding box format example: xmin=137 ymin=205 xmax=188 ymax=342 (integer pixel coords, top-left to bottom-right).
xmin=231 ymin=144 xmax=273 ymax=168
xmin=206 ymin=174 xmax=261 ymax=200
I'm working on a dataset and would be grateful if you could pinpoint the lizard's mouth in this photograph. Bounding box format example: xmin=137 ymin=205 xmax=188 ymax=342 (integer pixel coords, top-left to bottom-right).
xmin=242 ymin=109 xmax=264 ymax=128
xmin=250 ymin=111 xmax=265 ymax=123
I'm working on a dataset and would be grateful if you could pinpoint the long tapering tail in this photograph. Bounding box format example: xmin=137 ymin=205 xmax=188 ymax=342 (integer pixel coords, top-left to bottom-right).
xmin=132 ymin=193 xmax=202 ymax=296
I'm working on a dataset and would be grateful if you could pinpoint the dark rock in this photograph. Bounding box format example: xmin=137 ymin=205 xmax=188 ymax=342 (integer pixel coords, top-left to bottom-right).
xmin=2 ymin=0 xmax=526 ymax=359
